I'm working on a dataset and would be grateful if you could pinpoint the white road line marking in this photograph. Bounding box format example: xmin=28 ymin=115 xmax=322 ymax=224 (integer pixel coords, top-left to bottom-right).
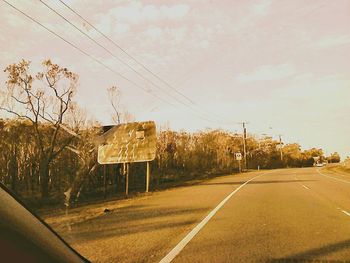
xmin=317 ymin=169 xmax=350 ymax=184
xmin=159 ymin=171 xmax=270 ymax=263
xmin=293 ymin=174 xmax=308 ymax=190
xmin=341 ymin=210 xmax=350 ymax=217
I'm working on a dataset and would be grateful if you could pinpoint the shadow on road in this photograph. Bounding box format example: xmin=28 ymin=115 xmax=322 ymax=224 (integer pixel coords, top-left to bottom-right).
xmin=60 ymin=205 xmax=208 ymax=243
xmin=202 ymin=180 xmax=316 ymax=186
xmin=270 ymin=239 xmax=350 ymax=262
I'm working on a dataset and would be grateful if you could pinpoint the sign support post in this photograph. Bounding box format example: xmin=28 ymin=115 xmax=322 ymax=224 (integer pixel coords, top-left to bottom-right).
xmin=146 ymin=161 xmax=150 ymax=192
xmin=103 ymin=165 xmax=107 ymax=199
xmin=125 ymin=163 xmax=129 ymax=197
xmin=96 ymin=121 xmax=157 ymax=198
xmin=235 ymin=152 xmax=242 ymax=173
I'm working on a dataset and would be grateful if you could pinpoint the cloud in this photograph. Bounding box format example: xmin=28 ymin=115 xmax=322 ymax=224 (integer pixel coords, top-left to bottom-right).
xmin=144 ymin=26 xmax=163 ymax=39
xmin=168 ymin=27 xmax=188 ymax=42
xmin=279 ymin=73 xmax=349 ymax=96
xmin=142 ymin=5 xmax=159 ymax=20
xmin=102 ymin=2 xmax=190 ymax=25
xmin=159 ymin=4 xmax=190 ymax=19
xmin=114 ymin=23 xmax=130 ymax=35
xmin=230 ymin=0 xmax=272 ymax=34
xmin=236 ymin=63 xmax=295 ymax=82
xmin=95 ymin=14 xmax=112 ymax=34
xmin=252 ymin=0 xmax=272 ymax=16
xmin=314 ymin=35 xmax=350 ymax=49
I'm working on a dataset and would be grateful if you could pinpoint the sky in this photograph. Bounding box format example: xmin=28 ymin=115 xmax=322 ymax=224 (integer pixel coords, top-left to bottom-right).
xmin=0 ymin=0 xmax=349 ymax=158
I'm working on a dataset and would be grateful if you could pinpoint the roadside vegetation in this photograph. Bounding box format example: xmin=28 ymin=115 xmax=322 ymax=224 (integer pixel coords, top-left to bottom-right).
xmin=0 ymin=59 xmax=341 ymax=209
xmin=323 ymin=158 xmax=350 ymax=176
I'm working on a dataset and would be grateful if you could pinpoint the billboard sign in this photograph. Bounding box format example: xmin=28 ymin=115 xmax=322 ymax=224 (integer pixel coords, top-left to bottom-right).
xmin=96 ymin=121 xmax=156 ymax=164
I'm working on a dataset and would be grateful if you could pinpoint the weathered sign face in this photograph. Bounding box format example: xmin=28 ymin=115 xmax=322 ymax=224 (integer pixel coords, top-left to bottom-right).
xmin=97 ymin=121 xmax=156 ymax=164
xmin=235 ymin=152 xmax=242 ymax=161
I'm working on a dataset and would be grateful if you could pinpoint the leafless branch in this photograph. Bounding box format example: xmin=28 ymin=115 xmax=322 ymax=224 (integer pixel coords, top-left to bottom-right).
xmin=0 ymin=106 xmax=34 ymax=123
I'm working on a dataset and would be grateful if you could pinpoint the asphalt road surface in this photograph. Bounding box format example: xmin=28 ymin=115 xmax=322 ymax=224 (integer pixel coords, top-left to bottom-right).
xmin=59 ymin=167 xmax=350 ymax=262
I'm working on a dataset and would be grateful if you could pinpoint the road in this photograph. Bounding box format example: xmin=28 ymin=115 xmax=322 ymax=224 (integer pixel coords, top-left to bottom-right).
xmin=57 ymin=167 xmax=350 ymax=262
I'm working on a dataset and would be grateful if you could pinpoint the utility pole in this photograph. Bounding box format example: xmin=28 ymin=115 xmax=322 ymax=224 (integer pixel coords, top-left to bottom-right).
xmin=278 ymin=135 xmax=283 ymax=162
xmin=238 ymin=122 xmax=248 ymax=171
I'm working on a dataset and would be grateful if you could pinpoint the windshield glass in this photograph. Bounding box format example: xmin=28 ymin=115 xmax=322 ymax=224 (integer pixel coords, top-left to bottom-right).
xmin=1 ymin=1 xmax=349 ymax=262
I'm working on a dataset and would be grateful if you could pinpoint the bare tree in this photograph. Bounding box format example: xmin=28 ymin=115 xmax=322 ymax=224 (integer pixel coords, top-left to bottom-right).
xmin=107 ymin=86 xmax=135 ymax=124
xmin=0 ymin=59 xmax=78 ymax=198
xmin=107 ymin=86 xmax=122 ymax=124
xmin=63 ymin=126 xmax=100 ymax=207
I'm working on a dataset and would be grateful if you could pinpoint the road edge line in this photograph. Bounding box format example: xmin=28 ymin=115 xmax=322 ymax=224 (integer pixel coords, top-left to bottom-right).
xmin=159 ymin=171 xmax=269 ymax=263
xmin=317 ymin=169 xmax=350 ymax=184
xmin=341 ymin=210 xmax=350 ymax=217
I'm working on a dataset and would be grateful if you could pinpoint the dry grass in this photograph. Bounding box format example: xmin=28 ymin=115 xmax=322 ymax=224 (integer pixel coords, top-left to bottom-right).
xmin=323 ymin=160 xmax=350 ymax=176
xmin=42 ymin=194 xmax=153 ymax=233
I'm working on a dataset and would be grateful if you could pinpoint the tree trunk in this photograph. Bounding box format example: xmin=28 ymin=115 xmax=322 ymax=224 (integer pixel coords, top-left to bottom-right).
xmin=9 ymin=145 xmax=18 ymax=193
xmin=39 ymin=159 xmax=50 ymax=199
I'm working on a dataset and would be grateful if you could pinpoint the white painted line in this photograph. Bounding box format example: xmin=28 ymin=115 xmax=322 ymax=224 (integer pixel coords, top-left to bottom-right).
xmin=317 ymin=169 xmax=350 ymax=185
xmin=159 ymin=171 xmax=270 ymax=263
xmin=341 ymin=210 xmax=350 ymax=217
xmin=293 ymin=174 xmax=308 ymax=189
xmin=301 ymin=184 xmax=309 ymax=190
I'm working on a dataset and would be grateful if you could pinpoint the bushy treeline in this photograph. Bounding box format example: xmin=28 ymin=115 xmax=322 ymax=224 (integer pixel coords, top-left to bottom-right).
xmin=155 ymin=130 xmax=327 ymax=173
xmin=0 ymin=119 xmax=99 ymax=205
xmin=0 ymin=118 xmax=335 ymax=207
xmin=0 ymin=59 xmax=341 ymax=209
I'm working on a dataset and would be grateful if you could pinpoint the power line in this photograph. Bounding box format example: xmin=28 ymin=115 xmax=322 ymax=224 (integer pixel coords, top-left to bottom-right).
xmin=3 ymin=0 xmax=232 ymax=125
xmin=1 ymin=0 xmax=177 ymax=108
xmin=38 ymin=0 xmax=227 ymax=125
xmin=57 ymin=0 xmax=195 ymax=105
xmin=39 ymin=0 xmax=193 ymax=108
xmin=56 ymin=0 xmax=231 ymax=124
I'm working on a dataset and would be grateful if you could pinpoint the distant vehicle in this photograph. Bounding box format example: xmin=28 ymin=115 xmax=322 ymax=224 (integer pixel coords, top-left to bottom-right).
xmin=316 ymin=163 xmax=324 ymax=167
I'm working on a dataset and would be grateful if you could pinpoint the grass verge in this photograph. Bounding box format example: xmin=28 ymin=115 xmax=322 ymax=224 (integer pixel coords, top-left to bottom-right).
xmin=323 ymin=160 xmax=350 ymax=176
